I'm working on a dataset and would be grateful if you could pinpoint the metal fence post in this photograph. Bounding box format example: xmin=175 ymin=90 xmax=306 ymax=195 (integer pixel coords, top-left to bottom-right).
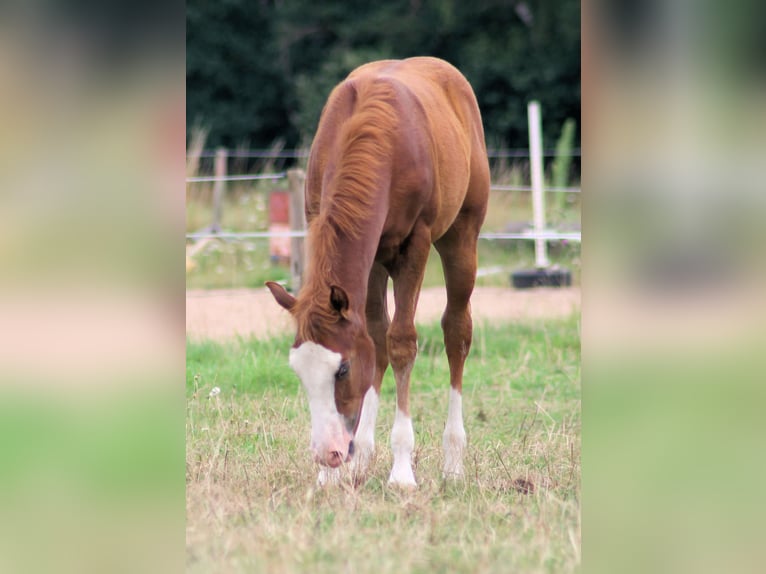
xmin=287 ymin=168 xmax=306 ymax=293
xmin=528 ymin=101 xmax=550 ymax=268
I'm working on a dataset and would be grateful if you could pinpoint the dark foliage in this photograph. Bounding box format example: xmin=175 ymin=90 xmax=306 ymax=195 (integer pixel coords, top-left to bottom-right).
xmin=187 ymin=0 xmax=580 ymax=152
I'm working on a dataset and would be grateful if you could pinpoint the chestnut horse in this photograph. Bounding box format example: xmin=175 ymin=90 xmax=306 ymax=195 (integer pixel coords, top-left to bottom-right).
xmin=266 ymin=57 xmax=489 ymax=487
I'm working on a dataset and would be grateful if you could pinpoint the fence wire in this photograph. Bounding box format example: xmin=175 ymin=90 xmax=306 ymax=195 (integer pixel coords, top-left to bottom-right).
xmin=188 ymin=148 xmax=581 ymax=159
xmin=186 ymin=175 xmax=581 ymax=192
xmin=186 ymin=173 xmax=286 ymax=183
xmin=186 ymin=230 xmax=580 ymax=242
xmin=490 ymin=184 xmax=580 ymax=193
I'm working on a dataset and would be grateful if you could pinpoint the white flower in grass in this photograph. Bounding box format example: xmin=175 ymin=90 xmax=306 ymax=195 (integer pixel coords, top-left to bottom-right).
xmin=209 ymin=386 xmax=221 ymax=398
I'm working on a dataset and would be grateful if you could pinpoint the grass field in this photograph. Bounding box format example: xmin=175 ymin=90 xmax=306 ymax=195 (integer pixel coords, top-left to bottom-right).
xmin=186 ymin=317 xmax=581 ymax=573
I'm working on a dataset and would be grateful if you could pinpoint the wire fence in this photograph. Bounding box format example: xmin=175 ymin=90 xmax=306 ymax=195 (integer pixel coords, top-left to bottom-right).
xmin=490 ymin=184 xmax=580 ymax=193
xmin=186 ymin=167 xmax=581 ymax=243
xmin=186 ymin=173 xmax=286 ymax=183
xmin=185 ymin=174 xmax=581 ymax=194
xmin=186 ymin=230 xmax=581 ymax=243
xmin=187 ymin=107 xmax=579 ymax=286
xmin=188 ymin=148 xmax=581 ymax=159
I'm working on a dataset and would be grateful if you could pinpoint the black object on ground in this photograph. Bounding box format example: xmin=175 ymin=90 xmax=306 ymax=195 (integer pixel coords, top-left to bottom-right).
xmin=511 ymin=267 xmax=572 ymax=289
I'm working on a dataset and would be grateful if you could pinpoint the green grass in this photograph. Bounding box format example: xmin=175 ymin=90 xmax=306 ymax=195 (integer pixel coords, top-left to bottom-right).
xmin=186 ymin=317 xmax=581 ymax=573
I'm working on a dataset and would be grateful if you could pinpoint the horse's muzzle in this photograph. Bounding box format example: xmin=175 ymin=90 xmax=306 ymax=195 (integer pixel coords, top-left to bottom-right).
xmin=314 ymin=438 xmax=355 ymax=467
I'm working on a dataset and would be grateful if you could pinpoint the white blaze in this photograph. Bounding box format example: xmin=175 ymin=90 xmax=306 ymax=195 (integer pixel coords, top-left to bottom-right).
xmin=289 ymin=342 xmax=348 ymax=462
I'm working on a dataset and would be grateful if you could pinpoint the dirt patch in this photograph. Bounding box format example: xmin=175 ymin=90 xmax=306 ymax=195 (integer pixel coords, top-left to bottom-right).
xmin=512 ymin=478 xmax=536 ymax=495
xmin=186 ymin=286 xmax=580 ymax=342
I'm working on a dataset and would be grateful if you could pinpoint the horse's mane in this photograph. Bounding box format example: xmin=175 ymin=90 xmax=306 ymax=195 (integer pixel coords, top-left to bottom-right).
xmin=322 ymin=79 xmax=398 ymax=239
xmin=293 ymin=223 xmax=343 ymax=342
xmin=294 ymin=79 xmax=399 ymax=342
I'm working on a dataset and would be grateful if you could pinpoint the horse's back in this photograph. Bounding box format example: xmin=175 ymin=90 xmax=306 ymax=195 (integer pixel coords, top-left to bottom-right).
xmin=347 ymin=57 xmax=484 ymax=163
xmin=308 ymin=57 xmax=489 ymax=243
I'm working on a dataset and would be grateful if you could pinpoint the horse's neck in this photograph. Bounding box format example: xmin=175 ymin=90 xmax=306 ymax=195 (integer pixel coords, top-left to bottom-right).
xmin=306 ymin=223 xmax=379 ymax=315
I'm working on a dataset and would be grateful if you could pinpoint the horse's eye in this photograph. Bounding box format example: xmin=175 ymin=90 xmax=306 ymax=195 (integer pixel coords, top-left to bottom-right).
xmin=336 ymin=361 xmax=350 ymax=379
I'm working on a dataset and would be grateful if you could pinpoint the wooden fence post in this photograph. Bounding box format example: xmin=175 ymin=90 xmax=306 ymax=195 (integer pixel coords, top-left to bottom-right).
xmin=211 ymin=147 xmax=227 ymax=232
xmin=287 ymin=168 xmax=306 ymax=293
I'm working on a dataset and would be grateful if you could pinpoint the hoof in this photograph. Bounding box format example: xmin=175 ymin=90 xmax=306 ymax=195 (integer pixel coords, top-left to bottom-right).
xmin=442 ymin=462 xmax=465 ymax=479
xmin=388 ymin=465 xmax=417 ymax=488
xmin=317 ymin=467 xmax=341 ymax=487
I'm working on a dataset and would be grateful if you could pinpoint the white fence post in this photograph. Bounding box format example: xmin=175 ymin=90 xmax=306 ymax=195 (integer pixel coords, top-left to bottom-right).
xmin=528 ymin=101 xmax=549 ymax=268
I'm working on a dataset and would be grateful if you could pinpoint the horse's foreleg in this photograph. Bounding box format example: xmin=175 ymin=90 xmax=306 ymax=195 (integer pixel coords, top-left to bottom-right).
xmin=388 ymin=352 xmax=416 ymax=487
xmin=349 ymin=386 xmax=379 ymax=483
xmin=350 ymin=265 xmax=390 ymax=482
xmin=436 ymin=217 xmax=481 ymax=478
xmin=386 ymin=225 xmax=430 ymax=487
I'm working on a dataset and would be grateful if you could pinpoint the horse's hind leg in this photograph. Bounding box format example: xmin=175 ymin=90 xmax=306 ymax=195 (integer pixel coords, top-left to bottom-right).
xmin=386 ymin=223 xmax=431 ymax=487
xmin=350 ymin=263 xmax=390 ymax=481
xmin=435 ymin=213 xmax=482 ymax=478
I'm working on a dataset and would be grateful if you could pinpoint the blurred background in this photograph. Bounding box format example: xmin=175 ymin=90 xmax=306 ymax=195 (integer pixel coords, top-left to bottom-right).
xmin=585 ymin=1 xmax=766 ymax=573
xmin=0 ymin=1 xmax=184 ymax=573
xmin=1 ymin=0 xmax=765 ymax=572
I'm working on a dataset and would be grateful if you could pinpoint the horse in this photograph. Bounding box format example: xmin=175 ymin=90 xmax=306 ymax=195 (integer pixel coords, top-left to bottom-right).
xmin=266 ymin=56 xmax=489 ymax=487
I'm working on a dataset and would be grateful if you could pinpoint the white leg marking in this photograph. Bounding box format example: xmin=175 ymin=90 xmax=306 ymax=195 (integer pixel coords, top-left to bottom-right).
xmin=443 ymin=388 xmax=466 ymax=478
xmin=388 ymin=408 xmax=416 ymax=487
xmin=350 ymin=386 xmax=379 ymax=477
xmin=317 ymin=466 xmax=341 ymax=487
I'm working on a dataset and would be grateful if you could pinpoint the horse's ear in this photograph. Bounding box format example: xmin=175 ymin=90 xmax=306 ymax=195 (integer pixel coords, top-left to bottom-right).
xmin=265 ymin=281 xmax=296 ymax=312
xmin=329 ymin=285 xmax=350 ymax=318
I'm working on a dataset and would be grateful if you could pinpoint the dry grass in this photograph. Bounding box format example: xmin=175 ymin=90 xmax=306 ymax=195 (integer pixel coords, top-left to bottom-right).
xmin=186 ymin=319 xmax=580 ymax=573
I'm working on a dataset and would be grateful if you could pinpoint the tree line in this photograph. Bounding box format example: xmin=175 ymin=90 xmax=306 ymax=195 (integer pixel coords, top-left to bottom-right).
xmin=187 ymin=0 xmax=580 ymax=153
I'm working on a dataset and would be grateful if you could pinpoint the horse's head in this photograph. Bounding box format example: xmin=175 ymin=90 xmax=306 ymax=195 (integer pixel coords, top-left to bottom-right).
xmin=266 ymin=281 xmax=375 ymax=468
